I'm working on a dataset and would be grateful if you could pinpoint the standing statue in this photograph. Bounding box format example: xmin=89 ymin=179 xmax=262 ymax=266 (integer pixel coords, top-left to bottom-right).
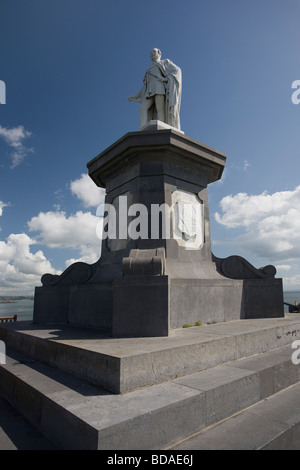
xmin=128 ymin=48 xmax=182 ymax=130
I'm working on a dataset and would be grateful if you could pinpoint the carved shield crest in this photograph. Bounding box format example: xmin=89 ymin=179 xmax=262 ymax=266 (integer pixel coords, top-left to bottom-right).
xmin=172 ymin=190 xmax=204 ymax=249
xmin=175 ymin=200 xmax=197 ymax=240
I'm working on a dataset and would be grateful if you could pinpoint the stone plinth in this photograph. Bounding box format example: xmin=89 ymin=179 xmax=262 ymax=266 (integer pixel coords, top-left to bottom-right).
xmin=33 ymin=125 xmax=284 ymax=336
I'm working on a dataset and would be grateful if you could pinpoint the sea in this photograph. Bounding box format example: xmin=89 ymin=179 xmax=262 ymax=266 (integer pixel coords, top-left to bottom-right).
xmin=282 ymin=291 xmax=300 ymax=312
xmin=1 ymin=291 xmax=300 ymax=322
xmin=0 ymin=298 xmax=34 ymax=322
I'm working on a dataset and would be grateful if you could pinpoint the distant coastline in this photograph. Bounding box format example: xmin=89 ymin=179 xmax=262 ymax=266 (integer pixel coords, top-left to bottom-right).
xmin=0 ymin=296 xmax=34 ymax=302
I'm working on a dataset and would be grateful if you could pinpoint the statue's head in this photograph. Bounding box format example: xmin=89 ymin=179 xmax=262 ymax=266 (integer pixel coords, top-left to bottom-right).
xmin=150 ymin=48 xmax=161 ymax=62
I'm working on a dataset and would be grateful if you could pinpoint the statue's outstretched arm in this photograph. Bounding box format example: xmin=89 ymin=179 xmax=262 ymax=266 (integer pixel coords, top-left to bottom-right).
xmin=128 ymin=88 xmax=142 ymax=102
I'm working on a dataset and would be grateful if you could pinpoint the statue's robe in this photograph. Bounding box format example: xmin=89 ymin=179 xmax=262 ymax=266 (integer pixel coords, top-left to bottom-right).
xmin=141 ymin=59 xmax=182 ymax=130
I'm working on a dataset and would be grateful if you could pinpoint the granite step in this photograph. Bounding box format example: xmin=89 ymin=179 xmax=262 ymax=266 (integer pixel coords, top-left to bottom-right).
xmin=168 ymin=382 xmax=300 ymax=450
xmin=0 ymin=396 xmax=57 ymax=450
xmin=1 ymin=314 xmax=300 ymax=394
xmin=0 ymin=341 xmax=299 ymax=449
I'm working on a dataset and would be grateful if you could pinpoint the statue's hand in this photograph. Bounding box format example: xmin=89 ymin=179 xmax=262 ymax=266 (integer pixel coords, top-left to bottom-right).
xmin=127 ymin=97 xmax=141 ymax=103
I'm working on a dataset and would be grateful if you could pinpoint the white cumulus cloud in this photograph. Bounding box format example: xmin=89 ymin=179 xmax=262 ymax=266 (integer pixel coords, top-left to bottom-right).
xmin=0 ymin=171 xmax=106 ymax=294
xmin=65 ymin=244 xmax=101 ymax=267
xmin=28 ymin=210 xmax=100 ymax=248
xmin=214 ymin=185 xmax=300 ymax=261
xmin=28 ymin=210 xmax=101 ymax=266
xmin=276 ymin=265 xmax=292 ymax=272
xmin=0 ymin=201 xmax=8 ymax=217
xmin=0 ymin=125 xmax=33 ymax=168
xmin=0 ymin=233 xmax=59 ymax=295
xmin=282 ymin=274 xmax=300 ymax=291
xmin=70 ymin=173 xmax=105 ymax=208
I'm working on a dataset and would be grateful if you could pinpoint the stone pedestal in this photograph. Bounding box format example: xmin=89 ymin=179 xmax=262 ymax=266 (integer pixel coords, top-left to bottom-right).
xmin=33 ymin=123 xmax=284 ymax=336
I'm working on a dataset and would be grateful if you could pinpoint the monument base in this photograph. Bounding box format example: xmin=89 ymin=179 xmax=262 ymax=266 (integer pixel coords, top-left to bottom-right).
xmin=34 ymin=275 xmax=284 ymax=338
xmin=139 ymin=119 xmax=185 ymax=134
xmin=33 ymin=283 xmax=113 ymax=329
xmin=33 ymin=128 xmax=284 ymax=337
xmin=112 ymin=276 xmax=284 ymax=337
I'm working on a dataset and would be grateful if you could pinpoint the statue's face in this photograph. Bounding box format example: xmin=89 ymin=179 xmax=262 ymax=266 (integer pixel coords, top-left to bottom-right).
xmin=150 ymin=49 xmax=161 ymax=62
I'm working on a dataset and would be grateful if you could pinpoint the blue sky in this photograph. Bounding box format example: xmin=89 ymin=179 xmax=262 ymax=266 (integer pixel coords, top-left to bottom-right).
xmin=0 ymin=0 xmax=300 ymax=294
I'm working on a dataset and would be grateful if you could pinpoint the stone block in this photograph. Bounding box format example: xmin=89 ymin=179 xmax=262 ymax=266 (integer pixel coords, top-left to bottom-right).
xmin=243 ymin=278 xmax=284 ymax=319
xmin=170 ymin=279 xmax=244 ymax=327
xmin=33 ymin=286 xmax=69 ymax=324
xmin=34 ymin=283 xmax=113 ymax=330
xmin=113 ymin=275 xmax=169 ymax=337
xmin=68 ymin=283 xmax=112 ymax=329
xmin=174 ymin=364 xmax=260 ymax=426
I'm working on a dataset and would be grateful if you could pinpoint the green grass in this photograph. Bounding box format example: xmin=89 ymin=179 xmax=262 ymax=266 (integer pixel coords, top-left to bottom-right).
xmin=183 ymin=321 xmax=203 ymax=328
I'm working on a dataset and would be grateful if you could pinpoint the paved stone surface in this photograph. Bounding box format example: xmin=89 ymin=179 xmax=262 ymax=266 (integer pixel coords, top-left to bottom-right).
xmin=1 ymin=315 xmax=300 ymax=449
xmin=1 ymin=314 xmax=300 ymax=393
xmin=0 ymin=397 xmax=57 ymax=450
xmin=1 ymin=341 xmax=300 ymax=449
xmin=169 ymin=383 xmax=300 ymax=450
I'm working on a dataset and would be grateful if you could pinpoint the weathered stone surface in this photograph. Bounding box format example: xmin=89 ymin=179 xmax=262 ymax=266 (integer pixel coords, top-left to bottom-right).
xmin=1 ymin=315 xmax=299 ymax=394
xmin=171 ymin=382 xmax=300 ymax=450
xmin=33 ymin=128 xmax=283 ymax=336
xmin=1 ymin=319 xmax=300 ymax=449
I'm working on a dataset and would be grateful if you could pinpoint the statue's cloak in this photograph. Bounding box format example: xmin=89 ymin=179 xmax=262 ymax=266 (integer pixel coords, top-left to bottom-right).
xmin=158 ymin=59 xmax=182 ymax=129
xmin=141 ymin=59 xmax=182 ymax=130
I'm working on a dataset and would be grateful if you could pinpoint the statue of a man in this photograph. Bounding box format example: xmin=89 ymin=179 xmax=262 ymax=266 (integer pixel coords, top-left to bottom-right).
xmin=128 ymin=48 xmax=182 ymax=130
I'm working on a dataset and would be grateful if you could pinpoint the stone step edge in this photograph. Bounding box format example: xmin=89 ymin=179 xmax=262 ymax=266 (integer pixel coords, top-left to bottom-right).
xmin=0 ymin=344 xmax=299 ymax=449
xmin=1 ymin=316 xmax=300 ymax=394
xmin=167 ymin=382 xmax=300 ymax=450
